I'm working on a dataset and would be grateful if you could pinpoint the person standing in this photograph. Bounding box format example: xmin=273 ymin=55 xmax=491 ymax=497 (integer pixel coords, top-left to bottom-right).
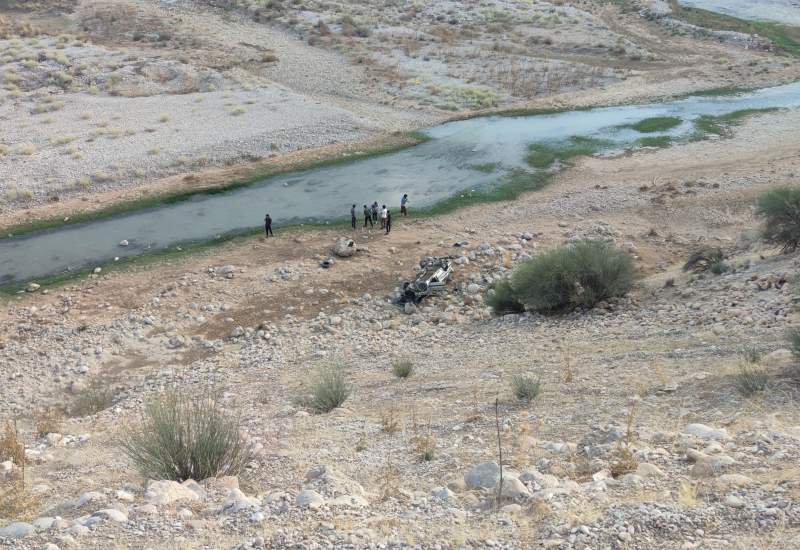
xmin=351 ymin=204 xmax=357 ymax=230
xmin=264 ymin=214 xmax=274 ymax=237
xmin=363 ymin=204 xmax=373 ymax=229
xmin=371 ymin=202 xmax=379 ymax=225
xmin=400 ymin=193 xmax=409 ymax=216
xmin=385 ymin=209 xmax=392 ymax=235
xmin=380 ymin=204 xmax=388 ymax=229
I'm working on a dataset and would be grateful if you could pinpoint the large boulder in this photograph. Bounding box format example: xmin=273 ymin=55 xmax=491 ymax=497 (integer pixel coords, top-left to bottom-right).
xmin=333 ymin=238 xmax=357 ymax=258
xmin=0 ymin=522 xmax=34 ymax=539
xmin=464 ymin=461 xmax=501 ymax=489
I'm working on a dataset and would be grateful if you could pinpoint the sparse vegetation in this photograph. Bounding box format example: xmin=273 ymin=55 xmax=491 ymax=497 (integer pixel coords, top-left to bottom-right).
xmin=694 ymin=108 xmax=780 ymax=137
xmin=306 ymin=367 xmax=351 ymax=413
xmin=69 ymin=383 xmax=116 ymax=417
xmin=391 ymin=359 xmax=414 ymax=379
xmin=35 ymin=407 xmax=63 ymax=437
xmin=757 ymin=187 xmax=800 ymax=252
xmin=683 ymin=247 xmax=726 ymax=272
xmin=0 ymin=419 xmax=25 ymax=466
xmin=120 ymin=389 xmax=252 ymax=482
xmin=511 ymin=374 xmax=541 ymax=404
xmin=504 ymin=240 xmax=634 ymax=314
xmin=627 ymin=116 xmax=681 ymax=133
xmin=526 ymin=136 xmax=613 ymax=169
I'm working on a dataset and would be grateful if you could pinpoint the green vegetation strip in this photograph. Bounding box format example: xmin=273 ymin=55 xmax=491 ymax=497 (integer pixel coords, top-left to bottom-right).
xmin=526 ymin=136 xmax=614 ymax=169
xmin=0 ymin=132 xmax=431 ymax=239
xmin=670 ymin=4 xmax=800 ymax=57
xmin=627 ymin=116 xmax=682 ymax=133
xmin=693 ymin=107 xmax=781 ymax=136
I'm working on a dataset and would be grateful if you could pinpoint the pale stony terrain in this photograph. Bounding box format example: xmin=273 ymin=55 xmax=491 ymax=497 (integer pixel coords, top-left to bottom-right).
xmin=2 ymin=0 xmax=800 ymax=214
xmin=2 ymin=107 xmax=800 ymax=548
xmin=3 ymin=0 xmax=800 ymax=548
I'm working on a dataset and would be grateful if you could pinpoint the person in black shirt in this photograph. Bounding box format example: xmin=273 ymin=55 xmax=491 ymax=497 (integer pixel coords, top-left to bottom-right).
xmin=351 ymin=204 xmax=357 ymax=230
xmin=385 ymin=209 xmax=392 ymax=234
xmin=264 ymin=214 xmax=274 ymax=237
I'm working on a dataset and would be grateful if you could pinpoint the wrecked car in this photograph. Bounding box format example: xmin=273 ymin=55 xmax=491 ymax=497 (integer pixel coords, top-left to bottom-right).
xmin=400 ymin=257 xmax=454 ymax=304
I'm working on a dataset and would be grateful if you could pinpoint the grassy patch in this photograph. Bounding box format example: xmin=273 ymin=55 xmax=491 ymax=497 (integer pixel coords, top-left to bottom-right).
xmin=670 ymin=4 xmax=800 ymax=57
xmin=694 ymin=108 xmax=781 ymax=136
xmin=526 ymin=136 xmax=613 ymax=169
xmin=627 ymin=116 xmax=681 ymax=133
xmin=469 ymin=162 xmax=499 ymax=173
xmin=417 ymin=169 xmax=552 ymax=218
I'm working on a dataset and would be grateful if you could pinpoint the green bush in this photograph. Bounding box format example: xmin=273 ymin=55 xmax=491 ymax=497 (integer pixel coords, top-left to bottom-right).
xmin=391 ymin=359 xmax=414 ymax=379
xmin=511 ymin=375 xmax=542 ymax=404
xmin=486 ymin=278 xmax=524 ymax=315
xmin=510 ymin=240 xmax=634 ymax=313
xmin=308 ymin=368 xmax=351 ymax=413
xmin=120 ymin=390 xmax=252 ymax=482
xmin=757 ymin=187 xmax=800 ymax=252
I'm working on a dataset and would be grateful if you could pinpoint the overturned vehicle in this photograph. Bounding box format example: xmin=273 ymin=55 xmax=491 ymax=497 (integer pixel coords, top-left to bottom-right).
xmin=400 ymin=257 xmax=453 ymax=304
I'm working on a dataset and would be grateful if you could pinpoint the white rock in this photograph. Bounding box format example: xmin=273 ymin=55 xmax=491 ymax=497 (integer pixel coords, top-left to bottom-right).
xmin=177 ymin=508 xmax=193 ymax=520
xmin=330 ymin=494 xmax=369 ymax=507
xmin=119 ymin=240 xmax=129 ymax=247
xmin=145 ymin=480 xmax=202 ymax=505
xmin=221 ymin=488 xmax=261 ymax=513
xmin=31 ymin=517 xmax=55 ymax=530
xmin=725 ymin=495 xmax=745 ymax=508
xmin=74 ymin=491 xmax=105 ymax=508
xmin=115 ymin=490 xmax=135 ymax=502
xmin=295 ymin=489 xmax=325 ymax=509
xmin=683 ymin=424 xmax=730 ymax=441
xmin=498 ymin=477 xmax=531 ymax=499
xmin=92 ymin=509 xmax=127 ymax=523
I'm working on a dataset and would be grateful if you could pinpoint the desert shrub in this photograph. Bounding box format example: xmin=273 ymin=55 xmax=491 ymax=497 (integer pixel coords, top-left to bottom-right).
xmin=486 ymin=278 xmax=524 ymax=315
xmin=307 ymin=368 xmax=351 ymax=413
xmin=69 ymin=383 xmax=115 ymax=417
xmin=734 ymin=362 xmax=768 ymax=396
xmin=391 ymin=359 xmax=414 ymax=379
xmin=683 ymin=247 xmax=725 ymax=272
xmin=510 ymin=240 xmax=634 ymax=313
xmin=511 ymin=374 xmax=541 ymax=403
xmin=120 ymin=390 xmax=252 ymax=482
xmin=35 ymin=407 xmax=63 ymax=437
xmin=757 ymin=187 xmax=800 ymax=252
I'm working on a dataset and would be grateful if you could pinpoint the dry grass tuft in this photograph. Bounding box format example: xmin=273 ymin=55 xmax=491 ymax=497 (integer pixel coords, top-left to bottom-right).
xmin=35 ymin=408 xmax=64 ymax=438
xmin=0 ymin=419 xmax=25 ymax=466
xmin=380 ymin=406 xmax=401 ymax=433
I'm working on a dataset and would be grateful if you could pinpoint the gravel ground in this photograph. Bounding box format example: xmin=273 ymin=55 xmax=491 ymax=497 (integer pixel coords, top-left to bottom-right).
xmin=2 ymin=109 xmax=800 ymax=548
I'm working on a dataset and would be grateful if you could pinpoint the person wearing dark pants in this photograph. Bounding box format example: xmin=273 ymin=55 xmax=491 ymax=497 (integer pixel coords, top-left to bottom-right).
xmin=385 ymin=209 xmax=392 ymax=234
xmin=363 ymin=205 xmax=373 ymax=229
xmin=264 ymin=214 xmax=274 ymax=237
xmin=351 ymin=204 xmax=357 ymax=230
xmin=400 ymin=193 xmax=409 ymax=216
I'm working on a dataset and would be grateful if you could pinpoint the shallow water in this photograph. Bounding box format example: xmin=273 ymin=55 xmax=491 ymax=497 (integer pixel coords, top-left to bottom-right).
xmin=678 ymin=0 xmax=800 ymax=26
xmin=3 ymin=81 xmax=800 ymax=285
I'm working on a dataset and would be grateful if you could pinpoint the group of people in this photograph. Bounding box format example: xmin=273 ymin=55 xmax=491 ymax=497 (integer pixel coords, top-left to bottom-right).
xmin=264 ymin=194 xmax=408 ymax=238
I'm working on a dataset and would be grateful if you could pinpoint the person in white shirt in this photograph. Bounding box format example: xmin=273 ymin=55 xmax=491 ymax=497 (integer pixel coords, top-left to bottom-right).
xmin=380 ymin=205 xmax=388 ymax=229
